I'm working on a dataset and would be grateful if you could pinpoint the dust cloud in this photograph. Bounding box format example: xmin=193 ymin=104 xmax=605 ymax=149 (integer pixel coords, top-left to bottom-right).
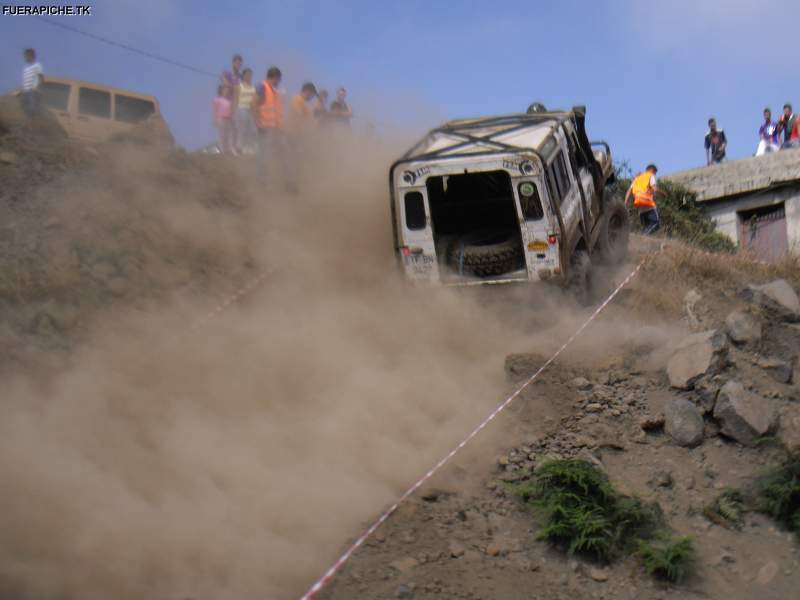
xmin=0 ymin=126 xmax=678 ymax=600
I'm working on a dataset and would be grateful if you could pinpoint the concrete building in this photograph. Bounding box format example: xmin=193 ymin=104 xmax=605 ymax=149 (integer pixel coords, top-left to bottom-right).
xmin=668 ymin=149 xmax=800 ymax=262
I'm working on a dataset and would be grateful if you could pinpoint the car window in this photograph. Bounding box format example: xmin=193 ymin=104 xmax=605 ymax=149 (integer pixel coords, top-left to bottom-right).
xmin=78 ymin=87 xmax=111 ymax=118
xmin=518 ymin=181 xmax=544 ymax=220
xmin=115 ymin=94 xmax=155 ymax=123
xmin=40 ymin=82 xmax=70 ymax=111
xmin=554 ymin=152 xmax=572 ymax=196
xmin=404 ymin=191 xmax=426 ymax=230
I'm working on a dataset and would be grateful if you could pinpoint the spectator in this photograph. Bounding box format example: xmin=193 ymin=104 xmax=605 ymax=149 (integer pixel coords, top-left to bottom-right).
xmin=314 ymin=89 xmax=329 ymax=121
xmin=704 ymin=118 xmax=727 ymax=165
xmin=255 ymin=66 xmax=284 ymax=156
xmin=20 ymin=48 xmax=43 ymax=117
xmin=625 ymin=164 xmax=661 ymax=235
xmin=329 ymin=87 xmax=353 ymax=125
xmin=778 ymin=103 xmax=799 ymax=148
xmin=756 ymin=108 xmax=780 ymax=156
xmin=235 ymin=67 xmax=257 ymax=153
xmin=221 ymin=54 xmax=243 ymax=145
xmin=289 ymin=82 xmax=317 ymax=131
xmin=213 ymin=84 xmax=233 ymax=154
xmin=221 ymin=54 xmax=243 ymax=89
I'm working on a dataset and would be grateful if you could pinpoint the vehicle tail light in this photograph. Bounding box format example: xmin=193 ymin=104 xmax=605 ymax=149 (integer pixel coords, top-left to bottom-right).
xmin=548 ymin=234 xmax=558 ymax=245
xmin=400 ymin=246 xmax=411 ymax=256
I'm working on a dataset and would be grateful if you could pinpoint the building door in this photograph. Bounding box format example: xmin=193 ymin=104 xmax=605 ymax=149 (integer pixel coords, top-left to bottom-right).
xmin=738 ymin=203 xmax=788 ymax=262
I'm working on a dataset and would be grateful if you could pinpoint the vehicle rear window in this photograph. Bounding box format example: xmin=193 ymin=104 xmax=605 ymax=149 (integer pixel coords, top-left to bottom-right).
xmin=115 ymin=94 xmax=155 ymax=123
xmin=78 ymin=87 xmax=111 ymax=118
xmin=518 ymin=182 xmax=544 ymax=220
xmin=404 ymin=191 xmax=426 ymax=230
xmin=40 ymin=82 xmax=70 ymax=111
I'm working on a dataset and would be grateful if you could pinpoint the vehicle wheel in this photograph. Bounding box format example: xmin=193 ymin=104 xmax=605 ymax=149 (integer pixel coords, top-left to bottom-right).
xmin=597 ymin=196 xmax=630 ymax=265
xmin=567 ymin=249 xmax=593 ymax=305
xmin=446 ymin=229 xmax=525 ymax=277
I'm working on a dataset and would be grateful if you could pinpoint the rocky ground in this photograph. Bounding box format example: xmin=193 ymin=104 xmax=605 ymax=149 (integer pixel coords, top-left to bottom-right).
xmin=2 ymin=113 xmax=800 ymax=600
xmin=317 ymin=271 xmax=800 ymax=600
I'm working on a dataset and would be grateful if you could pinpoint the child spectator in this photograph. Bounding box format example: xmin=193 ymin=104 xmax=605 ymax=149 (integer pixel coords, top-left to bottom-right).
xmin=21 ymin=48 xmax=43 ymax=117
xmin=756 ymin=108 xmax=780 ymax=156
xmin=704 ymin=118 xmax=727 ymax=164
xmin=213 ymin=84 xmax=233 ymax=154
xmin=329 ymin=87 xmax=352 ymax=125
xmin=235 ymin=68 xmax=257 ymax=153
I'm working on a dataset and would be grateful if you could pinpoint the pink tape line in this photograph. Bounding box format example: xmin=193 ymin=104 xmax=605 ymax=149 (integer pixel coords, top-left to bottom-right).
xmin=298 ymin=255 xmax=651 ymax=599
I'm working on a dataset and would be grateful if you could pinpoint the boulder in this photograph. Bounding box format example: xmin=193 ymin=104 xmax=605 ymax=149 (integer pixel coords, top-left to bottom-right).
xmin=745 ymin=279 xmax=800 ymax=321
xmin=664 ymin=399 xmax=704 ymax=447
xmin=667 ymin=330 xmax=729 ymax=390
xmin=504 ymin=353 xmax=542 ymax=381
xmin=693 ymin=376 xmax=721 ymax=414
xmin=0 ymin=150 xmax=17 ymax=165
xmin=570 ymin=376 xmax=593 ymax=390
xmin=713 ymin=381 xmax=778 ymax=446
xmin=757 ymin=357 xmax=793 ymax=384
xmin=725 ymin=310 xmax=762 ymax=344
xmin=777 ymin=405 xmax=800 ymax=450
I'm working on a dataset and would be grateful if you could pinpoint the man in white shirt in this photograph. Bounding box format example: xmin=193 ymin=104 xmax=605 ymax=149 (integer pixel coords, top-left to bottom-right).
xmin=21 ymin=48 xmax=43 ymax=117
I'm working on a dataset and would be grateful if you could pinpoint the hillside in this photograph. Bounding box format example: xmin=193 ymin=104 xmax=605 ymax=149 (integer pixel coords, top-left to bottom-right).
xmin=1 ymin=117 xmax=799 ymax=600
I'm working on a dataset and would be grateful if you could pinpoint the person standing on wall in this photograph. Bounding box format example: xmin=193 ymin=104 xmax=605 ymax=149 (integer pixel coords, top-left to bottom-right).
xmin=21 ymin=48 xmax=43 ymax=118
xmin=704 ymin=118 xmax=727 ymax=165
xmin=778 ymin=102 xmax=798 ymax=148
xmin=625 ymin=164 xmax=661 ymax=235
xmin=756 ymin=108 xmax=780 ymax=156
xmin=255 ymin=66 xmax=284 ymax=157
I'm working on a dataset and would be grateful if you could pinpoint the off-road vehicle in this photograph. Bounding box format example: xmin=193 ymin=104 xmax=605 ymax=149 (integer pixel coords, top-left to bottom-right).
xmin=1 ymin=75 xmax=173 ymax=146
xmin=389 ymin=106 xmax=628 ymax=295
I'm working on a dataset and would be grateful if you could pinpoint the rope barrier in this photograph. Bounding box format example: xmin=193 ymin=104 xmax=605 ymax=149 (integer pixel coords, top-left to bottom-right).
xmin=298 ymin=250 xmax=658 ymax=599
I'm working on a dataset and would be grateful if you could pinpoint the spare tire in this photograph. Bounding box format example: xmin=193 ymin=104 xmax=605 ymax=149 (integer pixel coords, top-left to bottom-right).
xmin=446 ymin=229 xmax=525 ymax=277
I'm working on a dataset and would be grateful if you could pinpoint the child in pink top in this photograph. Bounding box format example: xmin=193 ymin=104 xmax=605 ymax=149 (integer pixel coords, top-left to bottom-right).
xmin=213 ymin=84 xmax=233 ymax=153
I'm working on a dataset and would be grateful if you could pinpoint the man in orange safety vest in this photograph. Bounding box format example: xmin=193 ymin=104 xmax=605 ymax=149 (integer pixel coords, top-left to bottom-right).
xmin=255 ymin=66 xmax=284 ymax=156
xmin=625 ymin=164 xmax=661 ymax=235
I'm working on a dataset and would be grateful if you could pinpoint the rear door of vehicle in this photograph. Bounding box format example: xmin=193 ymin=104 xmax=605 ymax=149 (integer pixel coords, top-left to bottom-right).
xmin=396 ymin=177 xmax=438 ymax=282
xmin=518 ymin=177 xmax=558 ymax=277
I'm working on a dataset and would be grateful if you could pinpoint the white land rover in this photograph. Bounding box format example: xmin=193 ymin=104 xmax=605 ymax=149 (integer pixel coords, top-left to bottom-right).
xmin=389 ymin=106 xmax=628 ymax=295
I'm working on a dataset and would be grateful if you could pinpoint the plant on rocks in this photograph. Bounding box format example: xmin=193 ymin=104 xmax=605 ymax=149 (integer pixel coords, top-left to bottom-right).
xmin=703 ymin=489 xmax=745 ymax=530
xmin=512 ymin=458 xmax=691 ymax=580
xmin=637 ymin=536 xmax=695 ymax=583
xmin=752 ymin=450 xmax=800 ymax=538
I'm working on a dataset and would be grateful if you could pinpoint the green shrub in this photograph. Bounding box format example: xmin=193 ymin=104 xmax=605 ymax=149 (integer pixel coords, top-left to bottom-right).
xmin=514 ymin=459 xmax=671 ymax=564
xmin=638 ymin=536 xmax=696 ymax=583
xmin=703 ymin=489 xmax=745 ymax=530
xmin=752 ymin=450 xmax=800 ymax=537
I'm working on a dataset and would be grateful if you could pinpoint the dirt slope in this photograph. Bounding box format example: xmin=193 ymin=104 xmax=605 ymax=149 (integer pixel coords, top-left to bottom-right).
xmin=1 ymin=117 xmax=799 ymax=600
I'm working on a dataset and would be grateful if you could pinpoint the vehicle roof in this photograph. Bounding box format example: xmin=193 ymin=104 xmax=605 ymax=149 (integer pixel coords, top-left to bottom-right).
xmin=42 ymin=75 xmax=159 ymax=104
xmin=401 ymin=111 xmax=573 ymax=162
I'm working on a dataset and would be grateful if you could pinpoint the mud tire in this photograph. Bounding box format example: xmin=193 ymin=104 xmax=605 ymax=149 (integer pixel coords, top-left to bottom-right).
xmin=596 ymin=196 xmax=630 ymax=265
xmin=446 ymin=229 xmax=525 ymax=278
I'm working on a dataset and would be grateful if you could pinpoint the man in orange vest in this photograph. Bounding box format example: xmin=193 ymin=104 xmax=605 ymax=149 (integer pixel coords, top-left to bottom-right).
xmin=255 ymin=66 xmax=284 ymax=156
xmin=625 ymin=164 xmax=661 ymax=235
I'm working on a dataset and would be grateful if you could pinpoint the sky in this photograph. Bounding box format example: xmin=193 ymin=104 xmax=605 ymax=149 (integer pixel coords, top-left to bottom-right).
xmin=0 ymin=0 xmax=797 ymax=174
